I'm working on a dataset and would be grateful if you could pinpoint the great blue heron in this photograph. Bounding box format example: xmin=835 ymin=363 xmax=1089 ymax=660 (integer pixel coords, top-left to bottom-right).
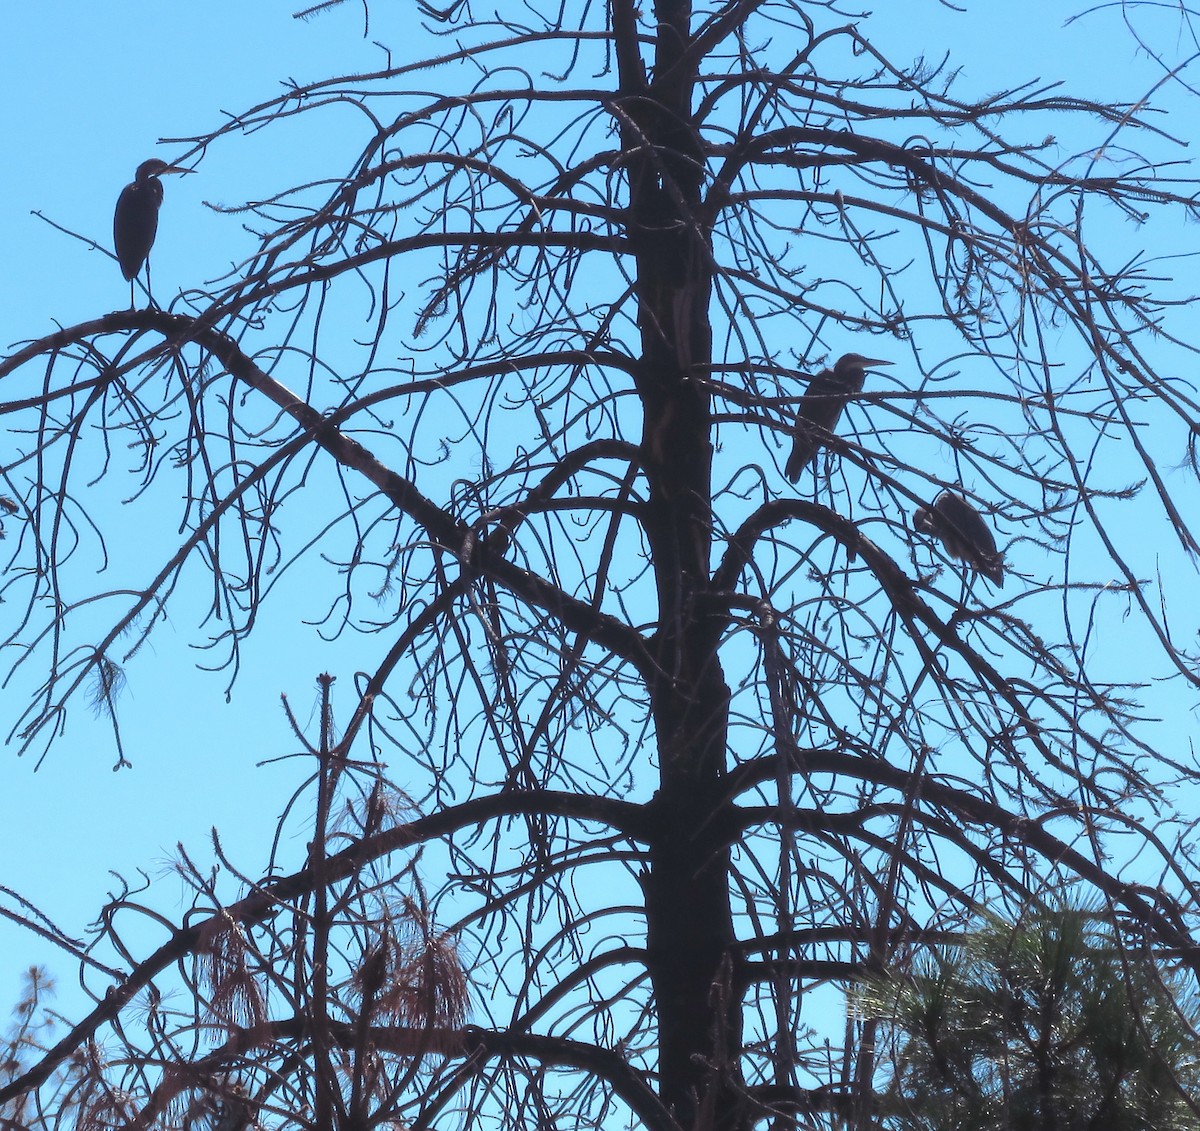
xmin=0 ymin=494 xmax=16 ymax=540
xmin=913 ymin=490 xmax=1005 ymax=586
xmin=113 ymin=159 xmax=188 ymax=308
xmin=785 ymin=353 xmax=892 ymax=481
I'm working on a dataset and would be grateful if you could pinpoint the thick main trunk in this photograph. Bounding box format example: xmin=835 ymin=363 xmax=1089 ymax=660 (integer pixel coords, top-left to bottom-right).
xmin=622 ymin=3 xmax=741 ymax=1126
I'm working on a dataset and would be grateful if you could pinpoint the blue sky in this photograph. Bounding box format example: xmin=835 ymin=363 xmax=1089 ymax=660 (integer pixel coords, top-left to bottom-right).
xmin=0 ymin=1 xmax=407 ymax=1000
xmin=2 ymin=0 xmax=1199 ymax=1030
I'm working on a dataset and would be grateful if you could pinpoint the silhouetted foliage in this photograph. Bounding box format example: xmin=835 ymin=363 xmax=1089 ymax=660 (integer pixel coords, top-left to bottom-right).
xmin=863 ymin=904 xmax=1200 ymax=1130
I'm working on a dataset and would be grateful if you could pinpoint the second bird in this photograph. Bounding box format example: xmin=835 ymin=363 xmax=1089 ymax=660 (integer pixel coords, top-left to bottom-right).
xmin=114 ymin=158 xmax=189 ymax=308
xmin=913 ymin=491 xmax=1005 ymax=586
xmin=786 ymin=352 xmax=892 ymax=481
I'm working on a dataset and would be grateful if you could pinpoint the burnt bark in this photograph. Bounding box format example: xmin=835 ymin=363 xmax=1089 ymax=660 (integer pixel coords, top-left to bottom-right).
xmin=617 ymin=3 xmax=742 ymax=1124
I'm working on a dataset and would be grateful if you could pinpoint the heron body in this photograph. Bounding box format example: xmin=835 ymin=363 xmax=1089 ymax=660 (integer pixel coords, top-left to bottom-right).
xmin=114 ymin=159 xmax=187 ymax=306
xmin=785 ymin=353 xmax=892 ymax=481
xmin=913 ymin=491 xmax=1005 ymax=586
xmin=0 ymin=494 xmax=16 ymax=539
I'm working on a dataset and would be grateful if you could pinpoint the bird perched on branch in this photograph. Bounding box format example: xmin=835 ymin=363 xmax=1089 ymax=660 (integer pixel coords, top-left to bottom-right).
xmin=0 ymin=494 xmax=16 ymax=539
xmin=785 ymin=353 xmax=892 ymax=481
xmin=114 ymin=158 xmax=189 ymax=307
xmin=913 ymin=490 xmax=1005 ymax=586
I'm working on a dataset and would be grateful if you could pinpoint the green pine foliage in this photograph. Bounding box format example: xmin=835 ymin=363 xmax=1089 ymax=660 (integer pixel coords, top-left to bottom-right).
xmin=863 ymin=906 xmax=1200 ymax=1130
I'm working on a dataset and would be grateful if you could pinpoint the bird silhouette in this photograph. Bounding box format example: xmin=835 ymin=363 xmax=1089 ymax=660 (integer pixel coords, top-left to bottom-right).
xmin=0 ymin=495 xmax=16 ymax=540
xmin=114 ymin=158 xmax=189 ymax=307
xmin=913 ymin=491 xmax=1005 ymax=586
xmin=785 ymin=353 xmax=892 ymax=481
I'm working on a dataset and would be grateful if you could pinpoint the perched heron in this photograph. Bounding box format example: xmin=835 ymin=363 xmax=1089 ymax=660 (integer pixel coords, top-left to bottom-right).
xmin=113 ymin=158 xmax=188 ymax=307
xmin=0 ymin=494 xmax=16 ymax=540
xmin=913 ymin=490 xmax=1005 ymax=586
xmin=785 ymin=353 xmax=893 ymax=481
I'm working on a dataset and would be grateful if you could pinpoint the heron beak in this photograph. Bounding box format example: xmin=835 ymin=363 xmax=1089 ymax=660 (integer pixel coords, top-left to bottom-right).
xmin=861 ymin=358 xmax=894 ymax=368
xmin=161 ymin=165 xmax=192 ymax=176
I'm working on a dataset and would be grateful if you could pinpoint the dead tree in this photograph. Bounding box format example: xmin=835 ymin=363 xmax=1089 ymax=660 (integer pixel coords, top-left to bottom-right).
xmin=3 ymin=3 xmax=1200 ymax=1131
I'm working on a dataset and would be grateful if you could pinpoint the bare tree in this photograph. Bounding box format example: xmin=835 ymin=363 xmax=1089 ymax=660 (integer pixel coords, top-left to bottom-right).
xmin=3 ymin=3 xmax=1200 ymax=1131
